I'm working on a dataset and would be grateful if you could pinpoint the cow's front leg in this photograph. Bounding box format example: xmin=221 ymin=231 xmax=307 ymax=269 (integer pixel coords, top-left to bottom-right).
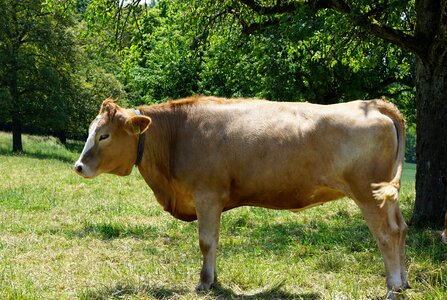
xmin=194 ymin=190 xmax=223 ymax=291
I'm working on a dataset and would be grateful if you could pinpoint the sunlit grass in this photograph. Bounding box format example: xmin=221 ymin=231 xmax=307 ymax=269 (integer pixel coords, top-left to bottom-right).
xmin=0 ymin=131 xmax=445 ymax=299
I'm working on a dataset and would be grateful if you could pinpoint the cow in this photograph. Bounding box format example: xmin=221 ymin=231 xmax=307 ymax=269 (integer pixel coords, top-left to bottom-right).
xmin=74 ymin=96 xmax=409 ymax=297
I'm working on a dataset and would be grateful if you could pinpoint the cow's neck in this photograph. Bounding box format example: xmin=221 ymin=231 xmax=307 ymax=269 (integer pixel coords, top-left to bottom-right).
xmin=136 ymin=106 xmax=181 ymax=215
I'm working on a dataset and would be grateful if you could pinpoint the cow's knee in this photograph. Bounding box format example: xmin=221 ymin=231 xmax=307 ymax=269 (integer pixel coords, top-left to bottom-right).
xmin=380 ymin=203 xmax=406 ymax=241
xmin=377 ymin=224 xmax=403 ymax=247
xmin=376 ymin=225 xmax=399 ymax=249
xmin=399 ymin=221 xmax=408 ymax=242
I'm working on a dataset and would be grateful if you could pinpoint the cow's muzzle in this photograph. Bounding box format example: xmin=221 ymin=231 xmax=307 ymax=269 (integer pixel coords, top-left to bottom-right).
xmin=74 ymin=161 xmax=96 ymax=178
xmin=75 ymin=163 xmax=83 ymax=174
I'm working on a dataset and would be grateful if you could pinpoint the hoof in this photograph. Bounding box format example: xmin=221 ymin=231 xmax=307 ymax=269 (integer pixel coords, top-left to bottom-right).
xmin=402 ymin=282 xmax=411 ymax=290
xmin=386 ymin=289 xmax=404 ymax=300
xmin=385 ymin=291 xmax=396 ymax=300
xmin=195 ymin=282 xmax=212 ymax=292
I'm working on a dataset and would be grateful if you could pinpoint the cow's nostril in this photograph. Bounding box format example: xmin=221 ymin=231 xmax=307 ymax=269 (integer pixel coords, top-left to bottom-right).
xmin=75 ymin=164 xmax=83 ymax=173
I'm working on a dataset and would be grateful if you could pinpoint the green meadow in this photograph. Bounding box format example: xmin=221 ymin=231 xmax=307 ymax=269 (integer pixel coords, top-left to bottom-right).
xmin=0 ymin=131 xmax=445 ymax=299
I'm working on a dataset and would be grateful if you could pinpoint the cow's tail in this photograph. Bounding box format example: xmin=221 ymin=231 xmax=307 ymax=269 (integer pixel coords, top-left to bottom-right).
xmin=371 ymin=100 xmax=406 ymax=208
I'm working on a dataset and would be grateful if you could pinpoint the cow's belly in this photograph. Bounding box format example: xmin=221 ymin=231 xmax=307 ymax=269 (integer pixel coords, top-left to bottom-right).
xmin=154 ymin=191 xmax=198 ymax=221
xmin=151 ymin=180 xmax=198 ymax=222
xmin=227 ymin=185 xmax=345 ymax=211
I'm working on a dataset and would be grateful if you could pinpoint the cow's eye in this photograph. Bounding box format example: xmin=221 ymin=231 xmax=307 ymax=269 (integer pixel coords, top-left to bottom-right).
xmin=99 ymin=134 xmax=110 ymax=141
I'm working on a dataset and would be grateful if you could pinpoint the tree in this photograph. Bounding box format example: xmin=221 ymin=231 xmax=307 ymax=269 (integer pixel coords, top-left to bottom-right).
xmin=105 ymin=0 xmax=414 ymax=108
xmin=0 ymin=0 xmax=127 ymax=145
xmin=0 ymin=0 xmax=77 ymax=151
xmin=65 ymin=16 xmax=128 ymax=140
xmin=197 ymin=11 xmax=415 ymax=106
xmin=191 ymin=0 xmax=442 ymax=226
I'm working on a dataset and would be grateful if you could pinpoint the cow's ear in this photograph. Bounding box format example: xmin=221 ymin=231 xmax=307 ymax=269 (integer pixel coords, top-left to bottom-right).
xmin=125 ymin=116 xmax=152 ymax=135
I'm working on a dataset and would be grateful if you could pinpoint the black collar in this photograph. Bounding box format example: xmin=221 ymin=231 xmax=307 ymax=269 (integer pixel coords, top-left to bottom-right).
xmin=134 ymin=109 xmax=145 ymax=166
xmin=135 ymin=132 xmax=146 ymax=166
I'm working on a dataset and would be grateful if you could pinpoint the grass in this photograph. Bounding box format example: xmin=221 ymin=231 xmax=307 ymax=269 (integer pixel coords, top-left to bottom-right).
xmin=0 ymin=131 xmax=446 ymax=299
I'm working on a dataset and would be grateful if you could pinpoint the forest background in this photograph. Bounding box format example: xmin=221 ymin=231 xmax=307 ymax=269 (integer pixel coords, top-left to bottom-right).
xmin=0 ymin=0 xmax=416 ymax=151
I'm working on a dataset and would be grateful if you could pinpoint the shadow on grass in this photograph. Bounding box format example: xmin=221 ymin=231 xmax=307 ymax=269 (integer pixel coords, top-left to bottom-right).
xmin=0 ymin=148 xmax=69 ymax=163
xmin=64 ymin=141 xmax=84 ymax=153
xmin=0 ymin=146 xmax=80 ymax=164
xmin=73 ymin=210 xmax=446 ymax=264
xmin=210 ymin=281 xmax=321 ymax=299
xmin=69 ymin=210 xmax=445 ymax=299
xmin=219 ymin=205 xmax=446 ymax=263
xmin=78 ymin=283 xmax=188 ymax=300
xmin=220 ymin=217 xmax=376 ymax=259
xmin=65 ymin=222 xmax=161 ymax=240
xmin=78 ymin=281 xmax=320 ymax=300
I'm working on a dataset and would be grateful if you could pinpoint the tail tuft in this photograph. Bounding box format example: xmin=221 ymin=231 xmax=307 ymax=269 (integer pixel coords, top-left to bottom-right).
xmin=371 ymin=182 xmax=399 ymax=208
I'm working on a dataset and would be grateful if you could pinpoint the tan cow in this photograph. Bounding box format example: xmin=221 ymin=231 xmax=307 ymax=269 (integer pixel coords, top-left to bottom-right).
xmin=74 ymin=96 xmax=409 ymax=297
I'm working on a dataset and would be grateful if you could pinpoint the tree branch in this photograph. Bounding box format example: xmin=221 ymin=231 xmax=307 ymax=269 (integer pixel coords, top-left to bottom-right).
xmin=311 ymin=0 xmax=351 ymax=13
xmin=364 ymin=76 xmax=415 ymax=98
xmin=352 ymin=16 xmax=423 ymax=55
xmin=238 ymin=0 xmax=297 ymax=15
xmin=236 ymin=0 xmax=423 ymax=55
xmin=373 ymin=88 xmax=414 ymax=99
xmin=238 ymin=0 xmax=351 ymax=14
xmin=242 ymin=19 xmax=280 ymax=34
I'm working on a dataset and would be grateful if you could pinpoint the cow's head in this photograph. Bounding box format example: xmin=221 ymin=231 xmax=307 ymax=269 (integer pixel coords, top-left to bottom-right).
xmin=74 ymin=99 xmax=151 ymax=178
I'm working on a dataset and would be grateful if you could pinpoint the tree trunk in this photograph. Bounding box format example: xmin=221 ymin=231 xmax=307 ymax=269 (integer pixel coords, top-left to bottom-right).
xmin=411 ymin=0 xmax=447 ymax=227
xmin=12 ymin=115 xmax=23 ymax=153
xmin=57 ymin=131 xmax=67 ymax=145
xmin=7 ymin=26 xmax=24 ymax=153
xmin=8 ymin=2 xmax=23 ymax=153
xmin=412 ymin=57 xmax=447 ymax=227
xmin=9 ymin=66 xmax=23 ymax=153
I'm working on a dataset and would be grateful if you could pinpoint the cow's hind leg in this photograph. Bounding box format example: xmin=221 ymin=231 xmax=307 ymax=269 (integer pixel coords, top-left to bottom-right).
xmin=194 ymin=189 xmax=224 ymax=291
xmin=353 ymin=188 xmax=409 ymax=298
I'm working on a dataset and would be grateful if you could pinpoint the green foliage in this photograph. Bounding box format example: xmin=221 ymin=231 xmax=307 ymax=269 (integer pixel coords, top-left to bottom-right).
xmin=0 ymin=0 xmax=417 ymax=141
xmin=0 ymin=0 xmax=127 ymax=145
xmin=0 ymin=0 xmax=77 ymax=131
xmin=115 ymin=0 xmax=203 ymax=104
xmin=406 ymin=125 xmax=416 ymax=163
xmin=103 ymin=0 xmax=416 ymax=126
xmin=195 ymin=5 xmax=416 ymax=106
